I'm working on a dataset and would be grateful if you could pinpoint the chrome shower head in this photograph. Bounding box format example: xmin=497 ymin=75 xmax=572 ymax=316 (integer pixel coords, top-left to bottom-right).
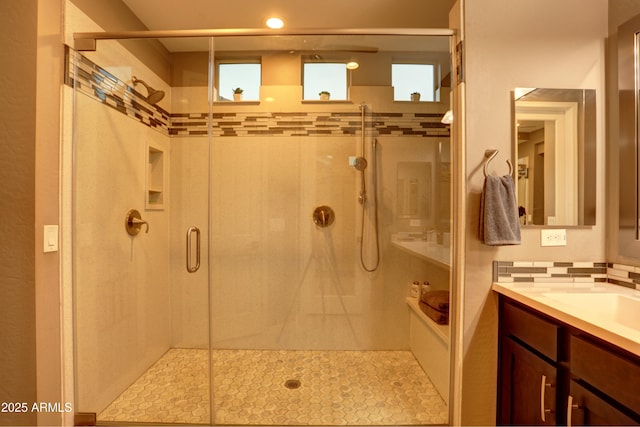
xmin=132 ymin=76 xmax=165 ymax=105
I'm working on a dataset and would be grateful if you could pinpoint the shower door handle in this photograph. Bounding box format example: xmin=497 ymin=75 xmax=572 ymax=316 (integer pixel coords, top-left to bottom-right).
xmin=186 ymin=226 xmax=201 ymax=273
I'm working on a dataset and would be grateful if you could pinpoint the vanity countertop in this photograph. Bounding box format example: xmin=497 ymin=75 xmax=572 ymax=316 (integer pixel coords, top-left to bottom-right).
xmin=492 ymin=281 xmax=640 ymax=356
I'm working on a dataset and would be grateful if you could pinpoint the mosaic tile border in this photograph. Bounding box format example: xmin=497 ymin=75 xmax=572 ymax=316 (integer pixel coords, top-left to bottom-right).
xmin=66 ymin=48 xmax=450 ymax=139
xmin=67 ymin=48 xmax=171 ymax=134
xmin=493 ymin=261 xmax=640 ymax=289
xmin=169 ymin=111 xmax=449 ymax=138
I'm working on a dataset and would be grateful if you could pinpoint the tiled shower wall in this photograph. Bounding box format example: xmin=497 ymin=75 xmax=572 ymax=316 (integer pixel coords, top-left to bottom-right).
xmin=67 ymin=42 xmax=449 ymax=354
xmin=67 ymin=48 xmax=451 ymax=140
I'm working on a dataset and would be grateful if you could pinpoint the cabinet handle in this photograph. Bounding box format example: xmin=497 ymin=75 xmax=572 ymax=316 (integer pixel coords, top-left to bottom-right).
xmin=567 ymin=395 xmax=581 ymax=427
xmin=540 ymin=374 xmax=553 ymax=422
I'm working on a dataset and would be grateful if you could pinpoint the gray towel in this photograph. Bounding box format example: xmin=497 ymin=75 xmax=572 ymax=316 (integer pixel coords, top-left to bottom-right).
xmin=479 ymin=174 xmax=521 ymax=245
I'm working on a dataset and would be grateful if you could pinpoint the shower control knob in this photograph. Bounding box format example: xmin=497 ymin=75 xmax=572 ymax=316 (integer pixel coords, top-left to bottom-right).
xmin=313 ymin=205 xmax=335 ymax=228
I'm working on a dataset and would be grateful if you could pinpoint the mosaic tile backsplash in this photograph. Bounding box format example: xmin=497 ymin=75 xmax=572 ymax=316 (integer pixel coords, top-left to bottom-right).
xmin=494 ymin=261 xmax=640 ymax=289
xmin=67 ymin=48 xmax=450 ymax=139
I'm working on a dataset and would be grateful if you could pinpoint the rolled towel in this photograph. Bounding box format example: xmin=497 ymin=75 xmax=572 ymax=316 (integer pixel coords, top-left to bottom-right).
xmin=419 ymin=290 xmax=450 ymax=312
xmin=479 ymin=174 xmax=521 ymax=245
xmin=419 ymin=301 xmax=449 ymax=325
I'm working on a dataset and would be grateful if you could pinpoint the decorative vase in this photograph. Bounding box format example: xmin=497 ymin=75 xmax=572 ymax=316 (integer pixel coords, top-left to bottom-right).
xmin=411 ymin=93 xmax=421 ymax=102
xmin=233 ymin=93 xmax=243 ymax=102
xmin=320 ymin=93 xmax=330 ymax=101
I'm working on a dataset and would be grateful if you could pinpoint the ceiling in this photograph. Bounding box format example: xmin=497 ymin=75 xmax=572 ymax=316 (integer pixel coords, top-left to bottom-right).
xmin=120 ymin=0 xmax=454 ymax=31
xmin=118 ymin=0 xmax=454 ymax=53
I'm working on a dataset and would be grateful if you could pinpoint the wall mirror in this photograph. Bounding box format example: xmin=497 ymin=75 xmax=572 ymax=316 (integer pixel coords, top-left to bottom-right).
xmin=512 ymin=87 xmax=596 ymax=226
xmin=618 ymin=13 xmax=640 ymax=258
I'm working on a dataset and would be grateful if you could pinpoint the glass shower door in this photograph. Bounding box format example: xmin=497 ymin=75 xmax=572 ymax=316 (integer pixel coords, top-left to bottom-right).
xmin=207 ymin=33 xmax=452 ymax=426
xmin=70 ymin=37 xmax=212 ymax=425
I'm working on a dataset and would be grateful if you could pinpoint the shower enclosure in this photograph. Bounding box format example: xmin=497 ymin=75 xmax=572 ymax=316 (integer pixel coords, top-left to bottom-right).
xmin=69 ymin=24 xmax=453 ymax=425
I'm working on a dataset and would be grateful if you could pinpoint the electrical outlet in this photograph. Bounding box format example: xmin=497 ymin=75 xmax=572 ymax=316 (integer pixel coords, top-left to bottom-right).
xmin=540 ymin=229 xmax=567 ymax=247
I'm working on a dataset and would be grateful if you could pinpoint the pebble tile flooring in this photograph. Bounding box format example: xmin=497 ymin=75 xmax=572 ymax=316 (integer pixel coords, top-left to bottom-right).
xmin=98 ymin=348 xmax=448 ymax=425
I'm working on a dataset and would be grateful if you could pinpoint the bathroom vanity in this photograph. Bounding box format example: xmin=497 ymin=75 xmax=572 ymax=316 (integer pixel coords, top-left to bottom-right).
xmin=493 ymin=283 xmax=640 ymax=426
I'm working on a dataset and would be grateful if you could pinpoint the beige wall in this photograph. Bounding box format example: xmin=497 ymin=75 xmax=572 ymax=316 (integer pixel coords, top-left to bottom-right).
xmin=1 ymin=0 xmax=64 ymax=425
xmin=459 ymin=0 xmax=607 ymax=424
xmin=0 ymin=2 xmax=38 ymax=425
xmin=35 ymin=0 xmax=65 ymax=425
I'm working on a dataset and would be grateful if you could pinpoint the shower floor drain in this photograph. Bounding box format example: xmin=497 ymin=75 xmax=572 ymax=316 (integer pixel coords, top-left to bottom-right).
xmin=284 ymin=379 xmax=301 ymax=389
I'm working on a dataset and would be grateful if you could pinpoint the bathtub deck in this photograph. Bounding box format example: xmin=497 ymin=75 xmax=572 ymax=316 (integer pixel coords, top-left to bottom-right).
xmin=98 ymin=348 xmax=448 ymax=425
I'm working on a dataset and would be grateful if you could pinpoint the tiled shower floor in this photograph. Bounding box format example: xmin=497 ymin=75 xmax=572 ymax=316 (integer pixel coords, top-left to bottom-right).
xmin=98 ymin=348 xmax=448 ymax=425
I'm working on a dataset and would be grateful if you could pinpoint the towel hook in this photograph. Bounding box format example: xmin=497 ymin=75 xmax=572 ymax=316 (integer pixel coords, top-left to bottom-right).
xmin=483 ymin=149 xmax=513 ymax=177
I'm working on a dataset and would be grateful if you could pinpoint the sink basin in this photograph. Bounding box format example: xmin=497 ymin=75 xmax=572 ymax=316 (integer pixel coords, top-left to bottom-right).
xmin=541 ymin=292 xmax=640 ymax=330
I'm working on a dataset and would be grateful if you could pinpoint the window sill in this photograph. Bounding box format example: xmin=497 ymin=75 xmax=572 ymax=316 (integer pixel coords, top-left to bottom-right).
xmin=213 ymin=101 xmax=261 ymax=105
xmin=393 ymin=100 xmax=436 ymax=103
xmin=301 ymin=100 xmax=354 ymax=104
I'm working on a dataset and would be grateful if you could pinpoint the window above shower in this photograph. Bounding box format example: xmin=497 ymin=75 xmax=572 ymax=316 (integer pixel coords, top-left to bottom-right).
xmin=215 ymin=60 xmax=261 ymax=101
xmin=302 ymin=62 xmax=348 ymax=101
xmin=392 ymin=63 xmax=438 ymax=102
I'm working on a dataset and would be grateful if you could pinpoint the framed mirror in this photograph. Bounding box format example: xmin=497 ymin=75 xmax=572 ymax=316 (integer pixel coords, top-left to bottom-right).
xmin=618 ymin=13 xmax=640 ymax=258
xmin=512 ymin=88 xmax=596 ymax=226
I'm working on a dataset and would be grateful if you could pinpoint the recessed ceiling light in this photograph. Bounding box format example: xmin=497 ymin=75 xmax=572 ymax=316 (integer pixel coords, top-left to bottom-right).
xmin=346 ymin=61 xmax=359 ymax=70
xmin=266 ymin=17 xmax=284 ymax=29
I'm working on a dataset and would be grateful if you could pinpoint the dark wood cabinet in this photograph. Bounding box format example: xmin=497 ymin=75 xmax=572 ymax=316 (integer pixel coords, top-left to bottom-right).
xmin=568 ymin=380 xmax=637 ymax=426
xmin=499 ymin=337 xmax=557 ymax=425
xmin=497 ymin=296 xmax=640 ymax=426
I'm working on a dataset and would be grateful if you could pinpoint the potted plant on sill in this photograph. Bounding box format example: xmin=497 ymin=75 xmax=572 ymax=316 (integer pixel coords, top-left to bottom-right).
xmin=411 ymin=92 xmax=421 ymax=102
xmin=319 ymin=91 xmax=331 ymax=101
xmin=233 ymin=87 xmax=244 ymax=101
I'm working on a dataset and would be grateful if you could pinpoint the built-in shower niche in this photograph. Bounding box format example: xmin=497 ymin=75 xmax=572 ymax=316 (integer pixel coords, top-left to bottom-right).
xmin=146 ymin=142 xmax=166 ymax=210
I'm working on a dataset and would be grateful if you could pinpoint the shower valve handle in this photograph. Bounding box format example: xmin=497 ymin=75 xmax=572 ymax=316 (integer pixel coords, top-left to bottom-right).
xmin=125 ymin=209 xmax=149 ymax=236
xmin=313 ymin=205 xmax=335 ymax=228
xmin=130 ymin=217 xmax=149 ymax=233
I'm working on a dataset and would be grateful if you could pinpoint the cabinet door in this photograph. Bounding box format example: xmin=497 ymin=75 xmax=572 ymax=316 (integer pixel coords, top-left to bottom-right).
xmin=499 ymin=338 xmax=557 ymax=426
xmin=570 ymin=334 xmax=640 ymax=413
xmin=568 ymin=381 xmax=639 ymax=426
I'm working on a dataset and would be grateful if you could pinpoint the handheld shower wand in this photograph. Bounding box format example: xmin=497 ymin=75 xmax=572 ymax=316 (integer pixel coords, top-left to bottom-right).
xmin=353 ymin=156 xmax=368 ymax=204
xmin=354 ymin=103 xmax=380 ymax=272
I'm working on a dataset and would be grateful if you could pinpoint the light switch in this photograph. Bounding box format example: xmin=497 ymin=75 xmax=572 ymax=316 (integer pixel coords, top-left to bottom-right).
xmin=44 ymin=225 xmax=59 ymax=253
